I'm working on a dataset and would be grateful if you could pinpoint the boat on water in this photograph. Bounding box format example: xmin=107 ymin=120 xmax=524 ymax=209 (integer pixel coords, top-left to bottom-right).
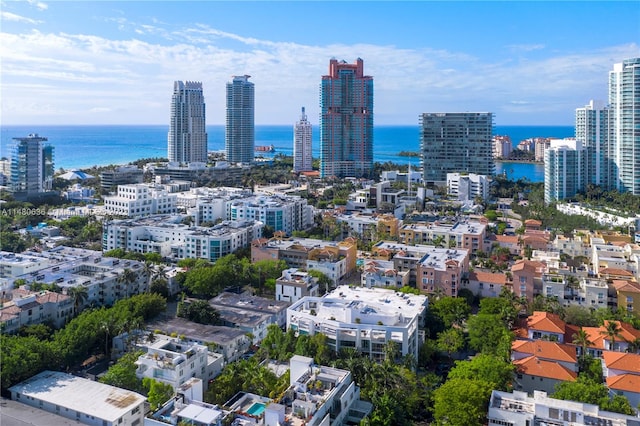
xmin=255 ymin=144 xmax=275 ymax=152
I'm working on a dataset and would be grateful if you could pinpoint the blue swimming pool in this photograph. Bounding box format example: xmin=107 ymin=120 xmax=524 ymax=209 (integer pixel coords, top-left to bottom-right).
xmin=247 ymin=402 xmax=266 ymax=416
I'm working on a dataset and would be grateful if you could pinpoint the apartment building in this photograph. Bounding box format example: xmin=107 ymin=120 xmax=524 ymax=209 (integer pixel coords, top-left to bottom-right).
xmin=361 ymin=259 xmax=410 ymax=289
xmin=9 ymin=371 xmax=146 ymax=426
xmin=446 ymin=173 xmax=490 ymax=201
xmin=103 ymin=184 xmax=178 ymax=217
xmin=488 ymin=390 xmax=640 ymax=426
xmin=0 ymin=289 xmax=73 ymax=334
xmin=134 ymin=333 xmax=223 ymax=391
xmin=103 ymin=215 xmax=262 ymax=262
xmin=398 ymin=219 xmax=487 ymax=255
xmin=275 ymin=268 xmax=320 ymax=304
xmin=287 ymin=285 xmax=427 ymax=360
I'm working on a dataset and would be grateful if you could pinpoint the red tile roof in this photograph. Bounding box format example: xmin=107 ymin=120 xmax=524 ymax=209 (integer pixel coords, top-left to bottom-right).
xmin=469 ymin=271 xmax=508 ymax=285
xmin=606 ymin=374 xmax=640 ymax=393
xmin=527 ymin=311 xmax=566 ymax=334
xmin=495 ymin=235 xmax=520 ymax=244
xmin=599 ymin=268 xmax=634 ymax=277
xmin=514 ymin=356 xmax=577 ymax=381
xmin=512 ymin=339 xmax=577 ymax=363
xmin=603 ymin=351 xmax=640 ymax=374
xmin=611 ymin=280 xmax=640 ymax=293
xmin=512 ymin=259 xmax=545 ymax=273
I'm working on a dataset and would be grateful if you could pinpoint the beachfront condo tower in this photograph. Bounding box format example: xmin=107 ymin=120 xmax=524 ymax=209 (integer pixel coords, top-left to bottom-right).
xmin=9 ymin=133 xmax=54 ymax=196
xmin=609 ymin=58 xmax=640 ymax=195
xmin=320 ymin=58 xmax=373 ymax=178
xmin=168 ymin=81 xmax=208 ymax=164
xmin=575 ymin=100 xmax=614 ymax=189
xmin=293 ymin=107 xmax=313 ymax=173
xmin=420 ymin=112 xmax=494 ymax=186
xmin=225 ymin=75 xmax=255 ymax=164
xmin=544 ymin=139 xmax=587 ymax=204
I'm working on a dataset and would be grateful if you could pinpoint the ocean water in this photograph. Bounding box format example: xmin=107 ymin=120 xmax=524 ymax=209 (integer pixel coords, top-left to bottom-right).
xmin=0 ymin=124 xmax=573 ymax=182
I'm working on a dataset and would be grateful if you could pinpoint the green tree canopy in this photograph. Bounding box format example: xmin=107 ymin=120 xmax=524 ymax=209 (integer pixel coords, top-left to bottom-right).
xmin=433 ymin=378 xmax=493 ymax=426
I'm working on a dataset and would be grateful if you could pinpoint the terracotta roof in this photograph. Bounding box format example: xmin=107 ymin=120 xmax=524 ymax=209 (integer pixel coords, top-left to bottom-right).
xmin=612 ymin=280 xmax=640 ymax=294
xmin=607 ymin=374 xmax=640 ymax=393
xmin=495 ymin=235 xmax=520 ymax=244
xmin=603 ymin=351 xmax=640 ymax=374
xmin=469 ymin=271 xmax=508 ymax=285
xmin=521 ymin=235 xmax=549 ymax=244
xmin=514 ymin=356 xmax=577 ymax=381
xmin=583 ymin=321 xmax=640 ymax=350
xmin=599 ymin=268 xmax=634 ymax=277
xmin=512 ymin=339 xmax=577 ymax=363
xmin=524 ymin=219 xmax=542 ymax=226
xmin=512 ymin=259 xmax=545 ymax=273
xmin=604 ymin=320 xmax=640 ymax=343
xmin=527 ymin=311 xmax=566 ymax=334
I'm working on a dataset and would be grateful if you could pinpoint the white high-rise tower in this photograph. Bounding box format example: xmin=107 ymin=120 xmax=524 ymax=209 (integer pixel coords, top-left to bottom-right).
xmin=225 ymin=75 xmax=255 ymax=164
xmin=167 ymin=81 xmax=208 ymax=163
xmin=609 ymin=58 xmax=640 ymax=195
xmin=293 ymin=107 xmax=313 ymax=173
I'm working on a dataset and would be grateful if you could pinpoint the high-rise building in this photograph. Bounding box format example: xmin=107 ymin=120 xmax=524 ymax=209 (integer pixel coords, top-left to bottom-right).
xmin=544 ymin=139 xmax=586 ymax=204
xmin=609 ymin=58 xmax=640 ymax=195
xmin=167 ymin=81 xmax=208 ymax=164
xmin=9 ymin=133 xmax=54 ymax=195
xmin=575 ymin=100 xmax=613 ymax=188
xmin=225 ymin=75 xmax=255 ymax=164
xmin=420 ymin=112 xmax=494 ymax=185
xmin=293 ymin=107 xmax=313 ymax=173
xmin=320 ymin=58 xmax=373 ymax=178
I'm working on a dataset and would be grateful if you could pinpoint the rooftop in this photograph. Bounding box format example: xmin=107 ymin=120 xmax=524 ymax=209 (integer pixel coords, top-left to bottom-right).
xmin=8 ymin=371 xmax=145 ymax=422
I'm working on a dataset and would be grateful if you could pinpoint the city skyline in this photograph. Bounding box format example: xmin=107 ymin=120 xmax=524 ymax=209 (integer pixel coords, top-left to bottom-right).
xmin=1 ymin=1 xmax=639 ymax=126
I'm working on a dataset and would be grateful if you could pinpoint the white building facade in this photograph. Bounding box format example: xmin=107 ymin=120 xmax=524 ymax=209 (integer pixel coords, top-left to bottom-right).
xmin=293 ymin=107 xmax=313 ymax=173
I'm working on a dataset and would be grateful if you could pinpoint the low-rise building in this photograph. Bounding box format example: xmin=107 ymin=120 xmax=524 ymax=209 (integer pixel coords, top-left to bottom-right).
xmin=103 ymin=184 xmax=178 ymax=217
xmin=416 ymin=246 xmax=470 ymax=297
xmin=488 ymin=389 xmax=640 ymax=426
xmin=103 ymin=215 xmax=262 ymax=262
xmin=464 ymin=270 xmax=508 ymax=298
xmin=100 ymin=165 xmax=144 ymax=192
xmin=134 ymin=333 xmax=223 ymax=391
xmin=287 ymin=285 xmax=427 ymax=361
xmin=612 ymin=280 xmax=640 ymax=317
xmin=513 ymin=355 xmax=577 ymax=395
xmin=9 ymin=370 xmax=145 ymax=426
xmin=512 ymin=339 xmax=579 ymax=372
xmin=144 ymin=317 xmax=251 ymax=364
xmin=446 ymin=173 xmax=490 ymax=201
xmin=275 ymin=268 xmax=320 ymax=304
xmin=0 ymin=289 xmax=73 ymax=334
xmin=398 ymin=219 xmax=487 ymax=255
xmin=360 ymin=259 xmax=410 ymax=289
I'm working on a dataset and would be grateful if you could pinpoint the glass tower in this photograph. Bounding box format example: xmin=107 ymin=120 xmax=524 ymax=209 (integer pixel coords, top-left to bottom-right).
xmin=225 ymin=75 xmax=255 ymax=164
xmin=10 ymin=133 xmax=54 ymax=194
xmin=320 ymin=58 xmax=374 ymax=178
xmin=420 ymin=112 xmax=495 ymax=185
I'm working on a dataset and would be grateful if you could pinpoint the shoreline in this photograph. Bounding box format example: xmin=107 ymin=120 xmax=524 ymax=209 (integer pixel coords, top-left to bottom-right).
xmin=496 ymin=159 xmax=543 ymax=165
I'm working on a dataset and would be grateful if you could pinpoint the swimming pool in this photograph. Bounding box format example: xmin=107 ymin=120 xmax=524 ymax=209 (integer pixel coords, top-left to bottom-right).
xmin=247 ymin=402 xmax=266 ymax=416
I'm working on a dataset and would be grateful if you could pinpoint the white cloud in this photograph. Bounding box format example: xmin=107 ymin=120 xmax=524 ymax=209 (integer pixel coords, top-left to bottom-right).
xmin=506 ymin=43 xmax=545 ymax=52
xmin=27 ymin=0 xmax=48 ymax=11
xmin=1 ymin=11 xmax=42 ymax=24
xmin=1 ymin=22 xmax=639 ymax=125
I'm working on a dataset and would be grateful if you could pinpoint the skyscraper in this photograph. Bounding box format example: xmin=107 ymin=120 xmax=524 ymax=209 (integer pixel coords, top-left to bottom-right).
xmin=10 ymin=133 xmax=54 ymax=195
xmin=293 ymin=107 xmax=313 ymax=173
xmin=167 ymin=81 xmax=208 ymax=163
xmin=320 ymin=58 xmax=373 ymax=178
xmin=544 ymin=139 xmax=586 ymax=204
xmin=575 ymin=100 xmax=613 ymax=188
xmin=420 ymin=112 xmax=495 ymax=185
xmin=609 ymin=58 xmax=640 ymax=195
xmin=226 ymin=75 xmax=255 ymax=164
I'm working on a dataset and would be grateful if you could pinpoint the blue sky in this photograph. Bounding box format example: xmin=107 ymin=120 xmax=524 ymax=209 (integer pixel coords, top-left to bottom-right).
xmin=1 ymin=1 xmax=639 ymax=126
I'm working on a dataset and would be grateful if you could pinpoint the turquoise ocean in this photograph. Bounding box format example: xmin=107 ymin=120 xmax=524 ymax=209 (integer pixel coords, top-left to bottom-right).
xmin=0 ymin=125 xmax=574 ymax=183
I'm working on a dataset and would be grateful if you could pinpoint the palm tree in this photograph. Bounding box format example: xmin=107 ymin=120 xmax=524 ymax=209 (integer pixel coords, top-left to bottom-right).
xmin=142 ymin=262 xmax=154 ymax=293
xmin=117 ymin=268 xmax=139 ymax=297
xmin=572 ymin=327 xmax=593 ymax=359
xmin=600 ymin=320 xmax=623 ymax=351
xmin=66 ymin=285 xmax=88 ymax=315
xmin=626 ymin=337 xmax=640 ymax=354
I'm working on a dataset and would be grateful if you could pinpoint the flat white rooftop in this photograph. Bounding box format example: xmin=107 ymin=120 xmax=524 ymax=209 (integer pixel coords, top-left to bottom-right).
xmin=9 ymin=371 xmax=145 ymax=422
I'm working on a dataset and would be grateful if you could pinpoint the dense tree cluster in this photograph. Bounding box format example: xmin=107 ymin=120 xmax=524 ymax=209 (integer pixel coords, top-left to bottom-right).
xmin=1 ymin=293 xmax=166 ymax=392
